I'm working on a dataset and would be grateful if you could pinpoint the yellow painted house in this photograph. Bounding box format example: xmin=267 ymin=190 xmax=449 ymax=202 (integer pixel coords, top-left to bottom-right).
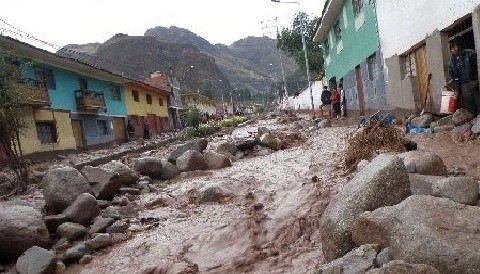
xmin=182 ymin=92 xmax=217 ymax=115
xmin=124 ymin=81 xmax=170 ymax=138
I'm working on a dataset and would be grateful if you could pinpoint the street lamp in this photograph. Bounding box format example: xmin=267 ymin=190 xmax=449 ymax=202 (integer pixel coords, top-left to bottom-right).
xmin=270 ymin=0 xmax=315 ymax=118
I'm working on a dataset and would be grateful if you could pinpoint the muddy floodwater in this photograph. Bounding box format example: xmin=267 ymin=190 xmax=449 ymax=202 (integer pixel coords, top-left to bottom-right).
xmin=66 ymin=124 xmax=352 ymax=274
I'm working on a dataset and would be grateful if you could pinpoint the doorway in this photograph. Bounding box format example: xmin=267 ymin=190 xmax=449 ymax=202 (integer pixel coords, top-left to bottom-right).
xmin=71 ymin=119 xmax=85 ymax=149
xmin=113 ymin=117 xmax=126 ymax=144
xmin=355 ymin=66 xmax=366 ymax=115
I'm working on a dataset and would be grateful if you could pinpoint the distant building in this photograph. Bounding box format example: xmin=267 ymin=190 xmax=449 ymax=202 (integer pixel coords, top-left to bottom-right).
xmin=314 ymin=0 xmax=386 ymax=115
xmin=182 ymin=92 xmax=217 ymax=115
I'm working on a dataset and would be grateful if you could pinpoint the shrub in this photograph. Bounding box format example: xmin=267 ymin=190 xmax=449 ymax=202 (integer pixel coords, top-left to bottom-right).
xmin=184 ymin=105 xmax=202 ymax=129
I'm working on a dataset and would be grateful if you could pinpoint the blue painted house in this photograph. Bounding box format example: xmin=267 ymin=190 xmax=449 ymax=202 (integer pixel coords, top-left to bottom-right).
xmin=0 ymin=36 xmax=130 ymax=159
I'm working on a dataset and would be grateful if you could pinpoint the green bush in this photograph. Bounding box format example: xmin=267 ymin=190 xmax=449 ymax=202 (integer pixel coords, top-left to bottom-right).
xmin=184 ymin=105 xmax=202 ymax=129
xmin=184 ymin=125 xmax=222 ymax=139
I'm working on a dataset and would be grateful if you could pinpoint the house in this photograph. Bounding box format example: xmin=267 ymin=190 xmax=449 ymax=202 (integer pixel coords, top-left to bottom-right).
xmin=313 ymin=0 xmax=386 ymax=115
xmin=375 ymin=0 xmax=480 ymax=114
xmin=0 ymin=36 xmax=130 ymax=161
xmin=181 ymin=92 xmax=217 ymax=115
xmin=123 ymin=80 xmax=170 ymax=138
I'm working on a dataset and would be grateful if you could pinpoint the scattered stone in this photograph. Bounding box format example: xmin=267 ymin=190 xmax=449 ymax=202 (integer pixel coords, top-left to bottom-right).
xmin=81 ymin=166 xmax=121 ymax=200
xmin=42 ymin=166 xmax=91 ymax=213
xmin=101 ymin=161 xmax=139 ymax=185
xmin=105 ymin=220 xmax=129 ymax=233
xmin=367 ymin=260 xmax=441 ymax=274
xmin=119 ymin=188 xmax=141 ymax=195
xmin=57 ymin=222 xmax=88 ymax=241
xmin=96 ymin=200 xmax=111 ymax=209
xmin=409 ymin=174 xmax=446 ymax=195
xmin=319 ymin=244 xmax=378 ymax=274
xmin=52 ymin=238 xmax=71 ymax=253
xmin=85 ymin=233 xmax=112 ymax=250
xmin=433 ymin=125 xmax=454 ymax=133
xmin=198 ymin=183 xmax=229 ymax=203
xmin=62 ymin=243 xmax=90 ymax=265
xmin=176 ymin=150 xmax=207 ymax=172
xmin=215 ymin=142 xmax=237 ymax=157
xmin=318 ymin=119 xmax=332 ymax=128
xmin=411 ymin=114 xmax=433 ymax=128
xmin=320 ymin=154 xmax=410 ymax=262
xmin=134 ymin=157 xmax=163 ymax=179
xmin=102 ymin=205 xmax=138 ymax=220
xmin=144 ymin=194 xmax=175 ymax=209
xmin=30 ymin=170 xmax=44 ymax=185
xmin=44 ymin=214 xmax=68 ymax=234
xmin=353 ymin=195 xmax=480 ymax=274
xmin=159 ymin=159 xmax=180 ymax=180
xmin=260 ymin=133 xmax=280 ymax=150
xmin=374 ymin=247 xmax=392 ymax=267
xmin=471 ymin=117 xmax=480 ymax=134
xmin=235 ymin=151 xmax=245 ymax=160
xmin=79 ymin=254 xmax=93 ymax=265
xmin=112 ymin=195 xmax=129 ymax=206
xmin=63 ymin=193 xmax=100 ymax=225
xmin=432 ymin=176 xmax=479 ymax=205
xmin=0 ymin=203 xmax=50 ymax=260
xmin=110 ymin=233 xmax=130 ymax=244
xmin=56 ymin=262 xmax=66 ymax=273
xmin=234 ymin=138 xmax=258 ymax=152
xmin=436 ymin=115 xmax=453 ymax=127
xmin=16 ymin=246 xmax=56 ymax=274
xmin=452 ymin=108 xmax=474 ymax=126
xmin=254 ymin=148 xmax=274 ymax=157
xmin=401 ymin=138 xmax=417 ymax=151
xmin=257 ymin=127 xmax=270 ymax=137
xmin=398 ymin=151 xmax=448 ymax=176
xmin=452 ymin=122 xmax=472 ymax=134
xmin=203 ymin=152 xmax=232 ymax=170
xmin=90 ymin=217 xmax=115 ymax=234
xmin=168 ymin=138 xmax=208 ymax=164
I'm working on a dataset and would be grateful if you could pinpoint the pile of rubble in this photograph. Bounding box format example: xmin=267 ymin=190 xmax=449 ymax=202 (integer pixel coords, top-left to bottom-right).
xmin=318 ymin=150 xmax=480 ymax=274
xmin=0 ymin=119 xmax=306 ymax=273
xmin=408 ymin=108 xmax=480 ymax=141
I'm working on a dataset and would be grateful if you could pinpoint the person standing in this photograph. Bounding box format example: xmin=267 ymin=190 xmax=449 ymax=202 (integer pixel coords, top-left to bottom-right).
xmin=448 ymin=41 xmax=480 ymax=115
xmin=330 ymin=88 xmax=341 ymax=118
xmin=126 ymin=119 xmax=135 ymax=140
xmin=320 ymin=86 xmax=332 ymax=118
xmin=142 ymin=119 xmax=151 ymax=139
xmin=339 ymin=83 xmax=347 ymax=118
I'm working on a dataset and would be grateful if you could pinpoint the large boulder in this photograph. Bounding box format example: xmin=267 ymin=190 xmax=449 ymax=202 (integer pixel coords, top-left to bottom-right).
xmin=81 ymin=166 xmax=121 ymax=200
xmin=215 ymin=142 xmax=237 ymax=157
xmin=101 ymin=161 xmax=139 ymax=185
xmin=16 ymin=246 xmax=56 ymax=274
xmin=62 ymin=193 xmax=100 ymax=225
xmin=168 ymin=138 xmax=208 ymax=164
xmin=0 ymin=203 xmax=50 ymax=260
xmin=42 ymin=166 xmax=91 ymax=213
xmin=452 ymin=108 xmax=474 ymax=126
xmin=320 ymin=154 xmax=410 ymax=262
xmin=319 ymin=244 xmax=378 ymax=274
xmin=353 ymin=195 xmax=480 ymax=274
xmin=259 ymin=133 xmax=280 ymax=150
xmin=176 ymin=150 xmax=207 ymax=172
xmin=234 ymin=138 xmax=258 ymax=152
xmin=203 ymin=152 xmax=232 ymax=170
xmin=134 ymin=157 xmax=163 ymax=179
xmin=408 ymin=174 xmax=446 ymax=195
xmin=160 ymin=159 xmax=180 ymax=180
xmin=397 ymin=151 xmax=447 ymax=176
xmin=431 ymin=177 xmax=479 ymax=205
xmin=366 ymin=260 xmax=441 ymax=274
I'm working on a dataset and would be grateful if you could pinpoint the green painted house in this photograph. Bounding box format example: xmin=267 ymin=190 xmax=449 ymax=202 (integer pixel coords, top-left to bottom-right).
xmin=314 ymin=0 xmax=386 ymax=114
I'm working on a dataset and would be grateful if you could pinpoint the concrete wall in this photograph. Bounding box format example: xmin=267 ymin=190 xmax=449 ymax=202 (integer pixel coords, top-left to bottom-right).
xmin=281 ymin=80 xmax=325 ymax=110
xmin=377 ymin=0 xmax=480 ymax=59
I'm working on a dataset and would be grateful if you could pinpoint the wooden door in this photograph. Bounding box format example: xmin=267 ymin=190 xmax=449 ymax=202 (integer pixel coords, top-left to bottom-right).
xmin=355 ymin=66 xmax=366 ymax=115
xmin=414 ymin=45 xmax=429 ymax=108
xmin=146 ymin=114 xmax=157 ymax=136
xmin=71 ymin=120 xmax=85 ymax=149
xmin=113 ymin=117 xmax=126 ymax=143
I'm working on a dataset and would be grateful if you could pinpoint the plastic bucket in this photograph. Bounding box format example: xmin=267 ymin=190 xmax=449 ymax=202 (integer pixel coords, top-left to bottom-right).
xmin=440 ymin=89 xmax=457 ymax=114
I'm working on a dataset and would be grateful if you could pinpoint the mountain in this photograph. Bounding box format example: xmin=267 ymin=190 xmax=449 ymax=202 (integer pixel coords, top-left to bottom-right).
xmin=61 ymin=26 xmax=298 ymax=98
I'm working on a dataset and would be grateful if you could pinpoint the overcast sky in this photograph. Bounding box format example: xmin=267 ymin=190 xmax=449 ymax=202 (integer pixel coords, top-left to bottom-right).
xmin=0 ymin=0 xmax=325 ymax=51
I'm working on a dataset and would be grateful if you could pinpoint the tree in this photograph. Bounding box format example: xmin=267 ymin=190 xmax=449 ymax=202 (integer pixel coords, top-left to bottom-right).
xmin=183 ymin=105 xmax=202 ymax=129
xmin=0 ymin=55 xmax=30 ymax=192
xmin=277 ymin=12 xmax=324 ymax=76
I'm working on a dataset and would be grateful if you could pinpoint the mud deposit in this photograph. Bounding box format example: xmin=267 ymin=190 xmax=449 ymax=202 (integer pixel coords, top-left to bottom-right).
xmin=66 ymin=126 xmax=351 ymax=274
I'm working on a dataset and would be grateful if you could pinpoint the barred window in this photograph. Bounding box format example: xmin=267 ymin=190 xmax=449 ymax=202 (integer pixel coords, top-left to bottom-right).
xmin=36 ymin=122 xmax=57 ymax=144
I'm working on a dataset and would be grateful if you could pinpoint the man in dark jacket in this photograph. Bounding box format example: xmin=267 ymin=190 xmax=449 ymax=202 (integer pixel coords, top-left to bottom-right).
xmin=320 ymin=86 xmax=332 ymax=118
xmin=448 ymin=41 xmax=480 ymax=115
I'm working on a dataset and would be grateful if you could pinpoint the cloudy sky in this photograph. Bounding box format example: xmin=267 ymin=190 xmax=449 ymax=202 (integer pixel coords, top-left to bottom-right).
xmin=0 ymin=0 xmax=325 ymax=51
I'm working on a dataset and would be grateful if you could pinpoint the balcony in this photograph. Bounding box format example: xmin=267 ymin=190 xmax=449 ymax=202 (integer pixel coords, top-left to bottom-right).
xmin=75 ymin=90 xmax=106 ymax=111
xmin=19 ymin=78 xmax=50 ymax=106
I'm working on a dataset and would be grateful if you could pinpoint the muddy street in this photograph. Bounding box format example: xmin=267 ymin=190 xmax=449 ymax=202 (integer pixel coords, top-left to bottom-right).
xmin=64 ymin=121 xmax=351 ymax=274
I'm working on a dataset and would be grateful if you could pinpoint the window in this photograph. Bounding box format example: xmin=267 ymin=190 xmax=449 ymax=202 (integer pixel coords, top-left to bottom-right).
xmin=159 ymin=98 xmax=164 ymax=106
xmin=97 ymin=120 xmax=108 ymax=135
xmin=78 ymin=78 xmax=88 ymax=90
xmin=110 ymin=85 xmax=121 ymax=101
xmin=36 ymin=122 xmax=57 ymax=144
xmin=352 ymin=0 xmax=363 ymax=17
xmin=146 ymin=94 xmax=152 ymax=105
xmin=402 ymin=52 xmax=417 ymax=79
xmin=323 ymin=37 xmax=330 ymax=56
xmin=132 ymin=90 xmax=140 ymax=102
xmin=34 ymin=67 xmax=56 ymax=90
xmin=333 ymin=20 xmax=342 ymax=42
xmin=367 ymin=54 xmax=377 ymax=81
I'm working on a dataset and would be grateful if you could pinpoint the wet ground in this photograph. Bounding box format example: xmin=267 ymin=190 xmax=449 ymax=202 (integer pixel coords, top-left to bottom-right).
xmin=65 ymin=122 xmax=352 ymax=274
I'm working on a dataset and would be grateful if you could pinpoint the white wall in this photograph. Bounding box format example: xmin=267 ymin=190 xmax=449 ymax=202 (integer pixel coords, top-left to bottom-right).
xmin=377 ymin=0 xmax=480 ymax=58
xmin=281 ymin=80 xmax=326 ymax=110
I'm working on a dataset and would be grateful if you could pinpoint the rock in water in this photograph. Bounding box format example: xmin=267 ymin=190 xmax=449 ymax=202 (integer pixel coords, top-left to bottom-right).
xmin=320 ymin=154 xmax=410 ymax=262
xmin=353 ymin=195 xmax=480 ymax=274
xmin=160 ymin=159 xmax=180 ymax=180
xmin=176 ymin=150 xmax=207 ymax=172
xmin=62 ymin=193 xmax=100 ymax=225
xmin=203 ymin=152 xmax=232 ymax=170
xmin=42 ymin=166 xmax=91 ymax=213
xmin=0 ymin=203 xmax=50 ymax=260
xmin=101 ymin=161 xmax=139 ymax=185
xmin=134 ymin=157 xmax=163 ymax=179
xmin=168 ymin=138 xmax=208 ymax=164
xmin=16 ymin=246 xmax=56 ymax=274
xmin=82 ymin=166 xmax=121 ymax=200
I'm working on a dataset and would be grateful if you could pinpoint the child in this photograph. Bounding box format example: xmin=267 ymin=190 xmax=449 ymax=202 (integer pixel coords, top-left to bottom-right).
xmin=330 ymin=88 xmax=341 ymax=118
